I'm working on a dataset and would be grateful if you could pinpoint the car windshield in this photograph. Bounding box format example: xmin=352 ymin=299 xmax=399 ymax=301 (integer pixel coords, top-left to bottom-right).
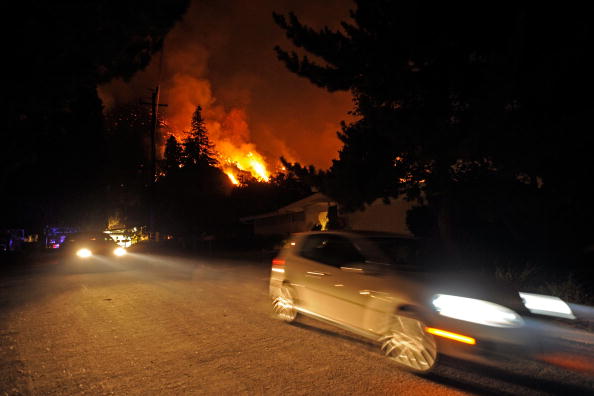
xmin=65 ymin=233 xmax=114 ymax=243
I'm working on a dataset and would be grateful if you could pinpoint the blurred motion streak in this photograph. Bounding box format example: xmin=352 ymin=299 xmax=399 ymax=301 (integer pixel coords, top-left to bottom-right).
xmin=519 ymin=292 xmax=576 ymax=319
xmin=432 ymin=294 xmax=524 ymax=328
xmin=536 ymin=353 xmax=594 ymax=375
xmin=522 ymin=312 xmax=594 ymax=375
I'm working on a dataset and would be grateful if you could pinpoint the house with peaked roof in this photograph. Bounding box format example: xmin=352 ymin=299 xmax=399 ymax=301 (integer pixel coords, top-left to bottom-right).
xmin=240 ymin=192 xmax=414 ymax=236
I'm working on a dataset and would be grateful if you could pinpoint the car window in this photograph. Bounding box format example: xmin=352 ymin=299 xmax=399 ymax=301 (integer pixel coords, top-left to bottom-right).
xmin=370 ymin=237 xmax=417 ymax=267
xmin=299 ymin=234 xmax=364 ymax=267
xmin=65 ymin=233 xmax=113 ymax=243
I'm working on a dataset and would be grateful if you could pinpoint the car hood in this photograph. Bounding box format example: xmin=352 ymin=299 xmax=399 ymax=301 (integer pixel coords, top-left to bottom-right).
xmin=66 ymin=241 xmax=117 ymax=252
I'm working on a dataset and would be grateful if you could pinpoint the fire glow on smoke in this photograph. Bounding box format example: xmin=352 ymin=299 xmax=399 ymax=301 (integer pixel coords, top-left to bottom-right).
xmin=98 ymin=0 xmax=354 ymax=187
xmin=159 ymin=69 xmax=275 ymax=185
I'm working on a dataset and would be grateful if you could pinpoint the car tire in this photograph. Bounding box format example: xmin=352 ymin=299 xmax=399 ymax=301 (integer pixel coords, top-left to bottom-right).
xmin=379 ymin=313 xmax=438 ymax=373
xmin=272 ymin=284 xmax=298 ymax=322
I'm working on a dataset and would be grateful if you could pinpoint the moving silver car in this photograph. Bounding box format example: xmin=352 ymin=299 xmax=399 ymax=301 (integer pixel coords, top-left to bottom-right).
xmin=269 ymin=231 xmax=537 ymax=373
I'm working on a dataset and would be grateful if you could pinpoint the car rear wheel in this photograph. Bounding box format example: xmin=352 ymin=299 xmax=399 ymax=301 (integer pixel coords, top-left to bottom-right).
xmin=379 ymin=314 xmax=438 ymax=373
xmin=272 ymin=285 xmax=298 ymax=322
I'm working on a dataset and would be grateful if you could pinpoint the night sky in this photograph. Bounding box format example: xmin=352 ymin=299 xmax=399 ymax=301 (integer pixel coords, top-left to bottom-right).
xmin=100 ymin=0 xmax=355 ymax=171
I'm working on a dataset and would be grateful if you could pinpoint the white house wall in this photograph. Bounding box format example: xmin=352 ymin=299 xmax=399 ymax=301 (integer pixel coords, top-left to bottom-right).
xmin=344 ymin=197 xmax=413 ymax=235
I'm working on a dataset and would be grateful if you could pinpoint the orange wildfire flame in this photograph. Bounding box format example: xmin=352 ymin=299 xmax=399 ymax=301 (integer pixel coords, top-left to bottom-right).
xmin=220 ymin=151 xmax=270 ymax=185
xmin=168 ymin=127 xmax=272 ymax=185
xmin=207 ymin=110 xmax=271 ymax=185
xmin=225 ymin=171 xmax=240 ymax=185
xmin=166 ymin=130 xmax=272 ymax=185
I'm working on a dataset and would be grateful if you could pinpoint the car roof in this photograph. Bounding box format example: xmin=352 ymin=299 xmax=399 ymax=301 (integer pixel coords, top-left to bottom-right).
xmin=67 ymin=232 xmax=112 ymax=239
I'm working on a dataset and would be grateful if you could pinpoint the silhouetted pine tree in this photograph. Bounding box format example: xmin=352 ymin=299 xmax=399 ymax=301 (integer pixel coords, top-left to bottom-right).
xmin=274 ymin=1 xmax=594 ymax=273
xmin=164 ymin=135 xmax=183 ymax=174
xmin=182 ymin=105 xmax=218 ymax=167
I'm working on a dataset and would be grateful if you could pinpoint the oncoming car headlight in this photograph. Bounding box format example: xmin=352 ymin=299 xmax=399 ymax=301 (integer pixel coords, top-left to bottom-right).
xmin=432 ymin=294 xmax=524 ymax=328
xmin=76 ymin=248 xmax=92 ymax=258
xmin=114 ymin=247 xmax=127 ymax=257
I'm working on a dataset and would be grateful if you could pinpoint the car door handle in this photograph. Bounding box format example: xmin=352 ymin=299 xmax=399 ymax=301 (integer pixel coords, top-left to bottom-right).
xmin=340 ymin=266 xmax=364 ymax=273
xmin=306 ymin=271 xmax=331 ymax=276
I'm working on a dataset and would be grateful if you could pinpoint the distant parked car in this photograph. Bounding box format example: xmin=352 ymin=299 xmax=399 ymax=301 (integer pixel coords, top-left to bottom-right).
xmin=0 ymin=229 xmax=25 ymax=252
xmin=61 ymin=232 xmax=127 ymax=261
xmin=269 ymin=231 xmax=549 ymax=373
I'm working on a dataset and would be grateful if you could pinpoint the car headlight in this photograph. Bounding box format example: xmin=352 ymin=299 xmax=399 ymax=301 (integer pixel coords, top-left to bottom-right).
xmin=519 ymin=292 xmax=575 ymax=319
xmin=114 ymin=247 xmax=126 ymax=256
xmin=76 ymin=248 xmax=92 ymax=258
xmin=432 ymin=294 xmax=524 ymax=328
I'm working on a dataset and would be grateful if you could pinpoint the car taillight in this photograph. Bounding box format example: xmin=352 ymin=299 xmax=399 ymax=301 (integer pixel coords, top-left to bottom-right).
xmin=272 ymin=258 xmax=285 ymax=266
xmin=272 ymin=258 xmax=285 ymax=273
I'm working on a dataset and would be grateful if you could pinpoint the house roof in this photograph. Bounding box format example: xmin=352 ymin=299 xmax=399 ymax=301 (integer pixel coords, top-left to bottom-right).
xmin=240 ymin=192 xmax=335 ymax=222
xmin=279 ymin=192 xmax=334 ymax=212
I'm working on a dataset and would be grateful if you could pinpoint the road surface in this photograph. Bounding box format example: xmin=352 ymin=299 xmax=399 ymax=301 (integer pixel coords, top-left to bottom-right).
xmin=1 ymin=250 xmax=592 ymax=395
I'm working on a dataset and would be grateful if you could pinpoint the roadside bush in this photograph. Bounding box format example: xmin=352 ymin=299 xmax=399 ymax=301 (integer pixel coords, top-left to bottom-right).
xmin=494 ymin=263 xmax=542 ymax=286
xmin=538 ymin=275 xmax=592 ymax=305
xmin=495 ymin=264 xmax=592 ymax=305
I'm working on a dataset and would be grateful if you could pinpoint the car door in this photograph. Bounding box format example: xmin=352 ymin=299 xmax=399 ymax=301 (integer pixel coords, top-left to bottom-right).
xmin=313 ymin=234 xmax=372 ymax=327
xmin=318 ymin=235 xmax=419 ymax=332
xmin=292 ymin=234 xmax=369 ymax=324
xmin=287 ymin=234 xmax=339 ymax=317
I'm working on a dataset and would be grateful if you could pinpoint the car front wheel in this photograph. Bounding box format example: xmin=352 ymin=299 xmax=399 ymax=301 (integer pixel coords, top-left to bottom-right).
xmin=379 ymin=314 xmax=438 ymax=373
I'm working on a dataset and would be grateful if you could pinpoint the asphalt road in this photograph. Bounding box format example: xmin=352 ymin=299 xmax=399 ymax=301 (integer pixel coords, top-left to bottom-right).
xmin=1 ymin=251 xmax=593 ymax=395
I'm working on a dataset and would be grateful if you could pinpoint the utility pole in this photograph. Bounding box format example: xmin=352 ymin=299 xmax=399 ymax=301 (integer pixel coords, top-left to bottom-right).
xmin=141 ymin=86 xmax=168 ymax=240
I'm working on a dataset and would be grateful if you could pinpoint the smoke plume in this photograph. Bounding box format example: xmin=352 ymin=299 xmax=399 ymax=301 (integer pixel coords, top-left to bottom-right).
xmin=99 ymin=0 xmax=354 ymax=177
